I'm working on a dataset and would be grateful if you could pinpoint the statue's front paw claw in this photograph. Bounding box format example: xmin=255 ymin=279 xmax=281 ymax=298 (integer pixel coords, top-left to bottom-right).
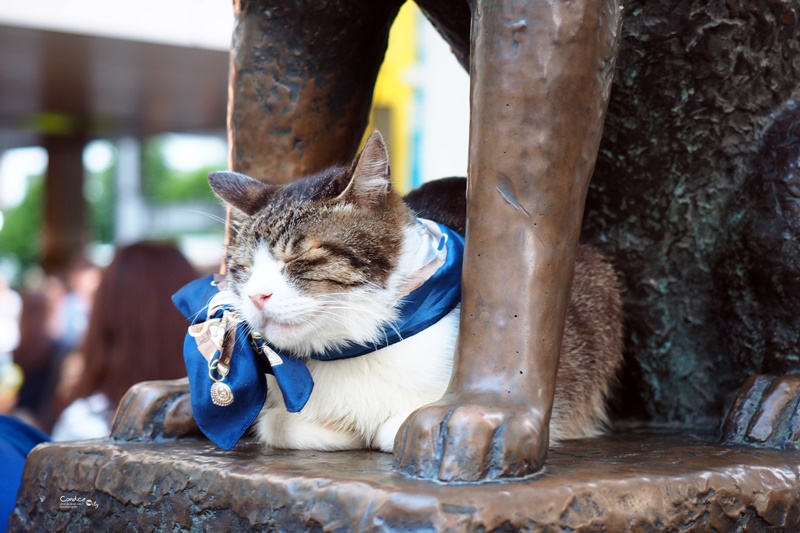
xmin=393 ymin=396 xmax=547 ymax=483
xmin=111 ymin=378 xmax=200 ymax=441
xmin=720 ymin=374 xmax=800 ymax=449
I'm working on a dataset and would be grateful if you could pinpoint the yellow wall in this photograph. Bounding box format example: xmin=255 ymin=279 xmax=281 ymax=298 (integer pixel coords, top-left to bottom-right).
xmin=364 ymin=2 xmax=418 ymax=194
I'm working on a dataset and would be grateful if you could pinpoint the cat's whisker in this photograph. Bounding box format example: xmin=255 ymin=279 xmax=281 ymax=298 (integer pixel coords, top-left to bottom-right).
xmin=186 ymin=292 xmax=225 ymax=325
xmin=385 ymin=321 xmax=403 ymax=341
xmin=182 ymin=208 xmax=242 ymax=236
xmin=233 ymin=323 xmax=249 ymax=345
xmin=314 ymin=290 xmax=389 ymax=303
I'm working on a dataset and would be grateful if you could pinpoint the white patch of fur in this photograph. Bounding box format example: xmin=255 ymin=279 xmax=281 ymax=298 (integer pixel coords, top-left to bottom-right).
xmin=239 ymin=245 xmax=321 ymax=348
xmin=385 ymin=221 xmax=438 ymax=293
xmin=329 ymin=203 xmax=354 ymax=214
xmin=356 ymin=175 xmax=391 ymax=198
xmin=254 ymin=306 xmax=459 ymax=452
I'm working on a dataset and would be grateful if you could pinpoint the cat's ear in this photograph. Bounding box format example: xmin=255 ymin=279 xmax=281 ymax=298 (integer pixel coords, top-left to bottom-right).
xmin=208 ymin=171 xmax=277 ymax=216
xmin=339 ymin=130 xmax=392 ymax=206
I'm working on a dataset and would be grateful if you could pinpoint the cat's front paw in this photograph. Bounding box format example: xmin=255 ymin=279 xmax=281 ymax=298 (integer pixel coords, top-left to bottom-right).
xmin=392 ymin=394 xmax=548 ymax=482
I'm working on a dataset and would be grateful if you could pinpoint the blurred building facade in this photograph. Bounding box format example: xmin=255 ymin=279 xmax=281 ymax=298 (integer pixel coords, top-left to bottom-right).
xmin=0 ymin=1 xmax=468 ymax=279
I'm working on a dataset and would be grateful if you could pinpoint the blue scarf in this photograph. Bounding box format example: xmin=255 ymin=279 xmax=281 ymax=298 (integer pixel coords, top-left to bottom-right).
xmin=172 ymin=221 xmax=463 ymax=450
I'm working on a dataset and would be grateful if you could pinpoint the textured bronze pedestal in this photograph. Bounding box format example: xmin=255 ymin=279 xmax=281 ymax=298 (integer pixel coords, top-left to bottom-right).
xmin=14 ymin=375 xmax=800 ymax=530
xmin=10 ymin=430 xmax=800 ymax=531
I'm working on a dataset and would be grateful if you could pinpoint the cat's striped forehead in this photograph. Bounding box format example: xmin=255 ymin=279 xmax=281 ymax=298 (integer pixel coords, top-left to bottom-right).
xmin=226 ymin=173 xmax=409 ymax=294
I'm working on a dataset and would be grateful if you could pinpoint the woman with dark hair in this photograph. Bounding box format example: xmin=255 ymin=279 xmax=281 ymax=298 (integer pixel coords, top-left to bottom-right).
xmin=51 ymin=242 xmax=196 ymax=441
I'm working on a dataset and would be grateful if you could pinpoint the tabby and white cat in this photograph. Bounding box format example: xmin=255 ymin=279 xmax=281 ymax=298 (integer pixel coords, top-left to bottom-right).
xmin=208 ymin=131 xmax=623 ymax=453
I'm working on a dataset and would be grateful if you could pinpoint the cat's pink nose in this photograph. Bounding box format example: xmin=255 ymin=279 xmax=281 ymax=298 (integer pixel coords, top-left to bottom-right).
xmin=248 ymin=293 xmax=272 ymax=310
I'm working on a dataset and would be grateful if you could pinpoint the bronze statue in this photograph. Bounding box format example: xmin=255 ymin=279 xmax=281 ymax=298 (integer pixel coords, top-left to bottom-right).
xmin=12 ymin=1 xmax=800 ymax=529
xmin=224 ymin=0 xmax=623 ymax=483
xmin=124 ymin=0 xmax=800 ymax=479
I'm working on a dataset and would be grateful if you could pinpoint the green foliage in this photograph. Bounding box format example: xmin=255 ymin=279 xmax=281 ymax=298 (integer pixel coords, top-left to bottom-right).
xmin=141 ymin=137 xmax=219 ymax=204
xmin=0 ymin=135 xmax=222 ymax=278
xmin=85 ymin=165 xmax=116 ymax=244
xmin=0 ymin=166 xmax=115 ymax=279
xmin=0 ymin=176 xmax=45 ymax=271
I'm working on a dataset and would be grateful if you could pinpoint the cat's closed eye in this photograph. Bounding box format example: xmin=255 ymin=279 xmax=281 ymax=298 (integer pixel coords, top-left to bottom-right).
xmin=284 ymin=244 xmax=367 ymax=289
xmin=282 ymin=241 xmax=325 ymax=267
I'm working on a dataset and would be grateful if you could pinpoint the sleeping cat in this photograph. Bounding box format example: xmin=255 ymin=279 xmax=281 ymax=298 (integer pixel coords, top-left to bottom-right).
xmin=208 ymin=130 xmax=623 ymax=453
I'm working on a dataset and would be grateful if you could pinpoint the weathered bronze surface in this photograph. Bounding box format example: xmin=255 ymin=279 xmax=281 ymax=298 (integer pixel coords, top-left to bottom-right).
xmin=399 ymin=0 xmax=800 ymax=456
xmin=582 ymin=0 xmax=800 ymax=426
xmin=11 ymin=431 xmax=800 ymax=531
xmin=228 ymin=0 xmax=404 ymax=182
xmin=394 ymin=0 xmax=623 ymax=482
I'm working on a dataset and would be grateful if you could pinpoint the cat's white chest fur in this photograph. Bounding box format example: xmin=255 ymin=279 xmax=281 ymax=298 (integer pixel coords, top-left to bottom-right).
xmin=254 ymin=306 xmax=459 ymax=452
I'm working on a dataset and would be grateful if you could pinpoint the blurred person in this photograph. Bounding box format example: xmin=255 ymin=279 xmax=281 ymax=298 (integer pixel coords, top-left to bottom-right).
xmin=0 ymin=273 xmax=24 ymax=417
xmin=0 ymin=272 xmax=22 ymax=360
xmin=52 ymin=257 xmax=101 ymax=360
xmin=11 ymin=286 xmax=63 ymax=430
xmin=51 ymin=242 xmax=196 ymax=441
xmin=0 ymin=361 xmax=22 ymax=416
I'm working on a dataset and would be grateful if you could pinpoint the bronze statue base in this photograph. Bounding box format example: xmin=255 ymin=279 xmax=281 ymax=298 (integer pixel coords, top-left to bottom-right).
xmin=12 ymin=428 xmax=799 ymax=531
